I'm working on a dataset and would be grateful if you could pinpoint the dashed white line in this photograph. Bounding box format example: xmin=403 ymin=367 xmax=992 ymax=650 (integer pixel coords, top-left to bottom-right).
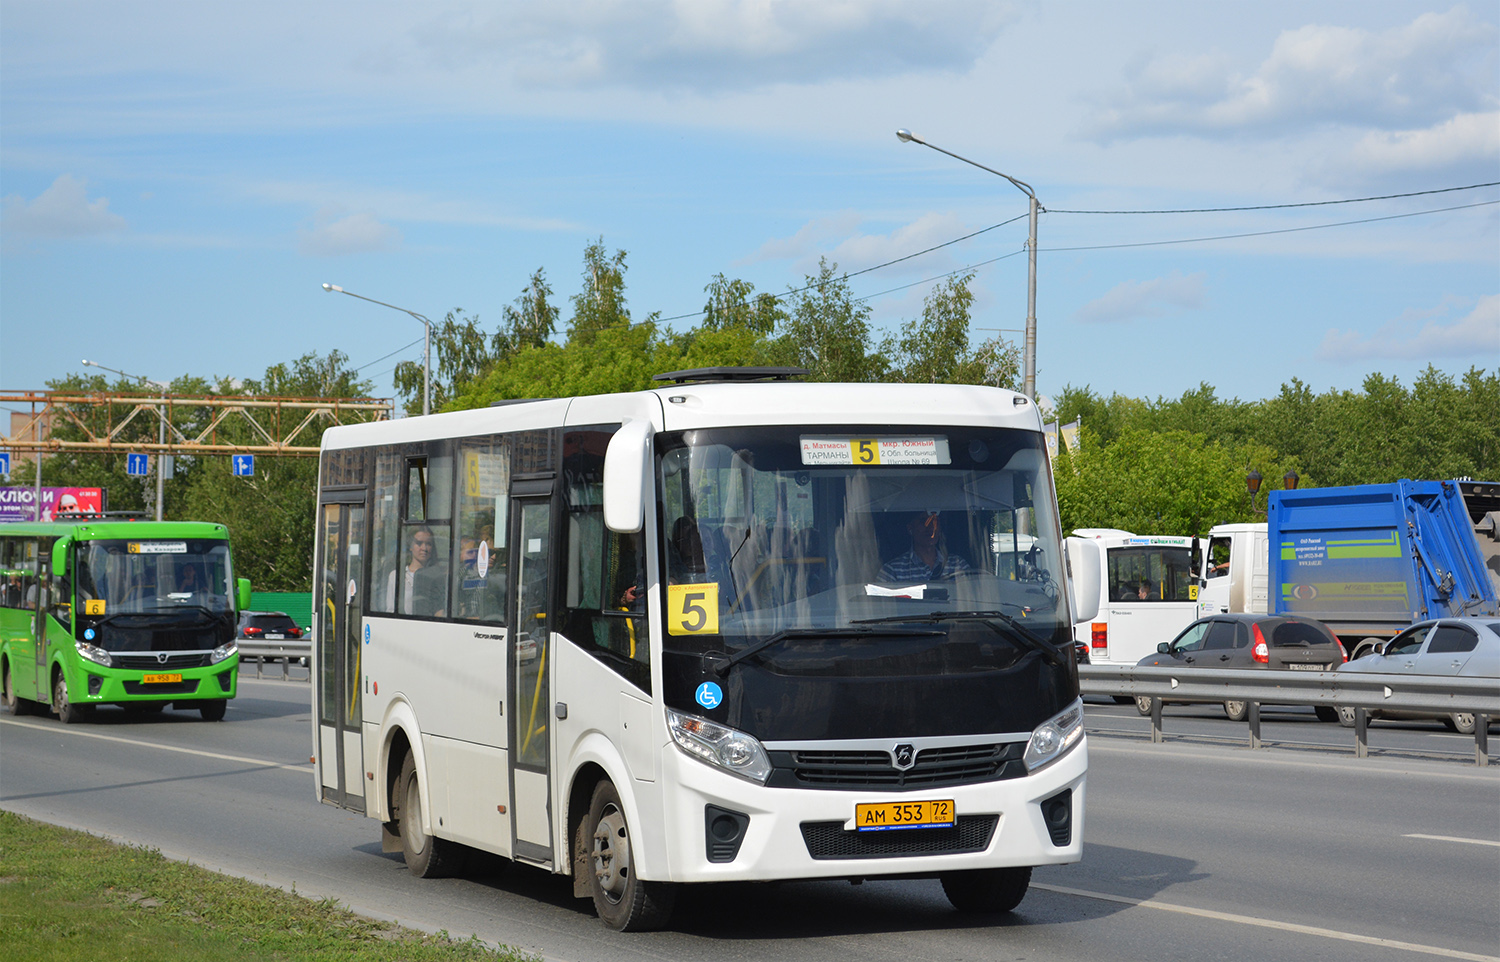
xmin=0 ymin=717 xmax=308 ymax=772
xmin=1032 ymin=882 xmax=1499 ymax=962
xmin=1404 ymin=833 xmax=1500 ymax=848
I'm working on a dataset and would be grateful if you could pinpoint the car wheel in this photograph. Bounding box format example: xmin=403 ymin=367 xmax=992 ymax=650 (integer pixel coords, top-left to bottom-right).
xmin=1335 ymin=706 xmax=1357 ymax=728
xmin=54 ymin=672 xmax=89 ymax=725
xmin=1223 ymin=700 xmax=1249 ymax=722
xmin=1314 ymin=706 xmax=1339 ymax=723
xmin=586 ymin=780 xmax=676 ymax=931
xmin=941 ymin=866 xmax=1032 ymax=914
xmin=199 ymin=700 xmax=227 ymax=722
xmin=1134 ymin=696 xmax=1156 ymax=716
xmin=1444 ymin=713 xmax=1477 ymax=735
xmin=395 ymin=753 xmax=462 ymax=878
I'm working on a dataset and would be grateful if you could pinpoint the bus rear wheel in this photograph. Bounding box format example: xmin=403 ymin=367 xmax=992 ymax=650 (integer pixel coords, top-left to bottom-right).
xmin=585 ymin=780 xmax=676 ymax=931
xmin=53 ymin=672 xmax=89 ymax=725
xmin=3 ymin=662 xmax=35 ymax=716
xmin=394 ymin=753 xmax=461 ymax=878
xmin=941 ymin=866 xmax=1032 ymax=913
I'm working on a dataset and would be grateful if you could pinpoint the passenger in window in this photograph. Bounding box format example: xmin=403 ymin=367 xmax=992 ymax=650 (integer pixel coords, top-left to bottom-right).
xmin=388 ymin=526 xmax=441 ymax=616
xmin=880 ymin=511 xmax=972 ymax=583
xmin=1135 ymin=580 xmax=1154 ymax=601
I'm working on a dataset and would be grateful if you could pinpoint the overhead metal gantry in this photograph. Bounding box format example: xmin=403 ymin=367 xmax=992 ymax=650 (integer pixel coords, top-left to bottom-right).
xmin=1 ymin=390 xmax=393 ymax=458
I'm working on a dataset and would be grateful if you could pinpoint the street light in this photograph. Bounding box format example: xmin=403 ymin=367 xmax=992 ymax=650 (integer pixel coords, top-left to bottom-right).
xmin=896 ymin=129 xmax=1041 ymax=400
xmin=82 ymin=358 xmax=170 ymax=521
xmin=322 ymin=283 xmax=432 ymax=416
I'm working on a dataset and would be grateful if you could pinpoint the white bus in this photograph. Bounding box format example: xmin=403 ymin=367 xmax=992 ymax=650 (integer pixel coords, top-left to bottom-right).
xmin=1070 ymin=530 xmax=1201 ymax=666
xmin=311 ymin=368 xmax=1101 ymax=930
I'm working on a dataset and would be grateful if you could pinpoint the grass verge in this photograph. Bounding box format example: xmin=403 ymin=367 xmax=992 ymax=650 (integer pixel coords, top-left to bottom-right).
xmin=0 ymin=811 xmax=537 ymax=961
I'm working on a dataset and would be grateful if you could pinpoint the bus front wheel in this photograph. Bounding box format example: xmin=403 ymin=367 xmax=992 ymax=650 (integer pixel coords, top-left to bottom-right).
xmin=199 ymin=700 xmax=227 ymax=722
xmin=394 ymin=753 xmax=461 ymax=878
xmin=53 ymin=672 xmax=89 ymax=725
xmin=585 ymin=780 xmax=676 ymax=931
xmin=941 ymin=866 xmax=1032 ymax=913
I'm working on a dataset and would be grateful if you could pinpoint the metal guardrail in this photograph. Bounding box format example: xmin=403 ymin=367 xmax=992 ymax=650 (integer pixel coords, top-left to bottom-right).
xmin=236 ymin=640 xmax=312 ymax=681
xmin=1079 ymin=665 xmax=1498 ymax=766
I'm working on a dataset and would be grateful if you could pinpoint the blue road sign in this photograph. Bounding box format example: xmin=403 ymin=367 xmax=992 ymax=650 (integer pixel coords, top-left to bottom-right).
xmin=232 ymin=454 xmax=255 ymax=477
xmin=127 ymin=453 xmax=149 ymax=476
xmin=0 ymin=452 xmax=9 ymax=476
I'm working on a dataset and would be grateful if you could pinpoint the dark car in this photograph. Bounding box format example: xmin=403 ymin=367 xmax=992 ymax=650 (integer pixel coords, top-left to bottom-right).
xmin=236 ymin=611 xmax=303 ymax=640
xmin=1134 ymin=613 xmax=1346 ymax=721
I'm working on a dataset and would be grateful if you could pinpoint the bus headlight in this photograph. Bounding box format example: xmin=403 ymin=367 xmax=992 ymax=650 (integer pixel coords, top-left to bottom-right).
xmin=1024 ymin=699 xmax=1084 ymax=773
xmin=209 ymin=643 xmax=237 ymax=665
xmin=75 ymin=641 xmax=113 ymax=669
xmin=667 ymin=708 xmax=772 ymax=784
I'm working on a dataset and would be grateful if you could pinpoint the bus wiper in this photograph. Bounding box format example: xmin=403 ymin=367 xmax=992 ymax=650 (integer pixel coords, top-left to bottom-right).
xmin=706 ymin=626 xmax=943 ymax=676
xmin=850 ymin=609 xmax=1067 ymax=667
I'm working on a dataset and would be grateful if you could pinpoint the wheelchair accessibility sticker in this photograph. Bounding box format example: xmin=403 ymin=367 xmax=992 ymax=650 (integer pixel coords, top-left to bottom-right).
xmin=695 ymin=682 xmax=723 ymax=710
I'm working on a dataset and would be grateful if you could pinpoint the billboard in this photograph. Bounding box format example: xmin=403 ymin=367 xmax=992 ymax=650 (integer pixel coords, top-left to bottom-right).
xmin=0 ymin=487 xmax=107 ymax=523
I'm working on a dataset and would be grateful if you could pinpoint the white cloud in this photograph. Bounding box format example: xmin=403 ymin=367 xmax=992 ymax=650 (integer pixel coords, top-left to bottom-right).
xmin=297 ymin=210 xmax=402 ymax=257
xmin=1073 ymin=271 xmax=1207 ymax=324
xmin=1316 ymin=293 xmax=1500 ymax=361
xmin=745 ymin=211 xmax=987 ymax=280
xmin=1086 ymin=7 xmax=1498 ymax=142
xmin=406 ymin=1 xmax=1015 ymax=92
xmin=1344 ymin=110 xmax=1500 ymax=174
xmin=1 ymin=174 xmax=127 ymax=237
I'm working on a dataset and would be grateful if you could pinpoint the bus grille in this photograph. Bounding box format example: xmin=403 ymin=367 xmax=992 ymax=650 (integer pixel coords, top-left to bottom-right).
xmin=770 ymin=742 xmax=1026 ymax=791
xmin=113 ymin=653 xmax=213 ymax=671
xmin=800 ymin=815 xmax=998 ymax=860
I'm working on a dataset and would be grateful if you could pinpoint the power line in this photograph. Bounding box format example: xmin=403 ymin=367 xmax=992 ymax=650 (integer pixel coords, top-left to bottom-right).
xmin=354 ymin=336 xmax=424 ymax=373
xmin=1039 ymin=199 xmax=1498 ymax=253
xmin=1048 ymin=181 xmax=1499 ymax=215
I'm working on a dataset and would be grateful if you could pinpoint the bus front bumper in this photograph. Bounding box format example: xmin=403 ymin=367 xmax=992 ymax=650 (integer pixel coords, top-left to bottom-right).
xmin=656 ymin=736 xmax=1086 ymax=884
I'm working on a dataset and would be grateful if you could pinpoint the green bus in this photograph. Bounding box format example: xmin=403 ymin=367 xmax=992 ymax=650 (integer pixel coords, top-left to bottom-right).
xmin=0 ymin=520 xmax=250 ymax=723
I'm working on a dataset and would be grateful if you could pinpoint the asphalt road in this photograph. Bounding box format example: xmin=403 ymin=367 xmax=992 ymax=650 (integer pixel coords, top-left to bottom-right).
xmin=2 ymin=672 xmax=1496 ymax=962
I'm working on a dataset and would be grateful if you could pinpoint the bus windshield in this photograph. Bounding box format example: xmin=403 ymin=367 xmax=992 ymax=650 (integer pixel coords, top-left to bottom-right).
xmin=655 ymin=425 xmax=1070 ymax=655
xmin=75 ymin=538 xmax=234 ymax=632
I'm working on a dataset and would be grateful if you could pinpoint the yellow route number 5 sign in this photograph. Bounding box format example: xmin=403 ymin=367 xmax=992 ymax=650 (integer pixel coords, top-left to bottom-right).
xmin=667 ymin=583 xmax=720 ymax=635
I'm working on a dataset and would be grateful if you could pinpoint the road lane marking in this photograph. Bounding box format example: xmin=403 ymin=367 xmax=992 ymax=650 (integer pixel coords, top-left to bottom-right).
xmin=1404 ymin=833 xmax=1500 ymax=848
xmin=1032 ymin=882 xmax=1498 ymax=962
xmin=0 ymin=717 xmax=309 ymax=773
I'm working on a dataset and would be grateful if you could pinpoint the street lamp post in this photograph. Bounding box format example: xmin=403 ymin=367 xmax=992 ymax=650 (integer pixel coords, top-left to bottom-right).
xmin=896 ymin=129 xmax=1040 ymax=400
xmin=82 ymin=359 xmax=169 ymax=521
xmin=322 ymin=283 xmax=432 ymax=416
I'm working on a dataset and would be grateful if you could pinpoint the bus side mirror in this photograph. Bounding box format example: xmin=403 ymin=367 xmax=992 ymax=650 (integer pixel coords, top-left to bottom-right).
xmin=1064 ymin=537 xmax=1102 ymax=624
xmin=52 ymin=538 xmax=71 ymax=578
xmin=603 ymin=419 xmax=654 ymax=534
xmin=237 ymin=578 xmax=252 ymax=612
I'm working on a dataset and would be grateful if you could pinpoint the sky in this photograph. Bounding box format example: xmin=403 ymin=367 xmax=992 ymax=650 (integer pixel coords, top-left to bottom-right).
xmin=1 ymin=0 xmax=1496 ymax=417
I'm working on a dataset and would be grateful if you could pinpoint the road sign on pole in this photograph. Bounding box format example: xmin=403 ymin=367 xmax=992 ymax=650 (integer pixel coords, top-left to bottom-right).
xmin=127 ymin=453 xmax=149 ymax=476
xmin=232 ymin=454 xmax=255 ymax=477
xmin=0 ymin=452 xmax=9 ymax=476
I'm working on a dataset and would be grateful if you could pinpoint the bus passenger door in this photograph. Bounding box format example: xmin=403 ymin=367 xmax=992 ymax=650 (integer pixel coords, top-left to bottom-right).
xmin=509 ymin=492 xmax=555 ymax=865
xmin=317 ymin=500 xmax=367 ymax=812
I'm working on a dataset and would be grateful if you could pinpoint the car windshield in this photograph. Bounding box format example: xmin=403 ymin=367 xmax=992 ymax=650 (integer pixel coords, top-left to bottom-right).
xmin=654 ymin=424 xmax=1071 ymax=657
xmin=76 ymin=539 xmax=233 ymax=615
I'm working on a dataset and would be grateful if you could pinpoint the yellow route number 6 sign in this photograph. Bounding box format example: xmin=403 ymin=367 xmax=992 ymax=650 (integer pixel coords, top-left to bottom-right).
xmin=667 ymin=583 xmax=720 ymax=635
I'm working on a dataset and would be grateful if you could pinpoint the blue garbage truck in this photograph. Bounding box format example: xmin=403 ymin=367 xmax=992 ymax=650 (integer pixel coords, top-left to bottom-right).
xmin=1267 ymin=479 xmax=1500 ymax=658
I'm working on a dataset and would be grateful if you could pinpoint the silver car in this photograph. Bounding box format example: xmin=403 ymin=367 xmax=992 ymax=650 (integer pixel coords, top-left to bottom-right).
xmin=1335 ymin=618 xmax=1500 ymax=734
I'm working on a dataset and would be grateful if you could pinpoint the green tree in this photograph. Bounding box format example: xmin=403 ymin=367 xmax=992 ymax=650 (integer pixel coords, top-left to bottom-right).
xmin=775 ymin=258 xmax=882 ymax=382
xmin=179 ymin=351 xmax=373 ymax=590
xmin=880 ymin=273 xmax=1021 ymax=388
xmin=566 ymin=239 xmax=633 ymax=345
